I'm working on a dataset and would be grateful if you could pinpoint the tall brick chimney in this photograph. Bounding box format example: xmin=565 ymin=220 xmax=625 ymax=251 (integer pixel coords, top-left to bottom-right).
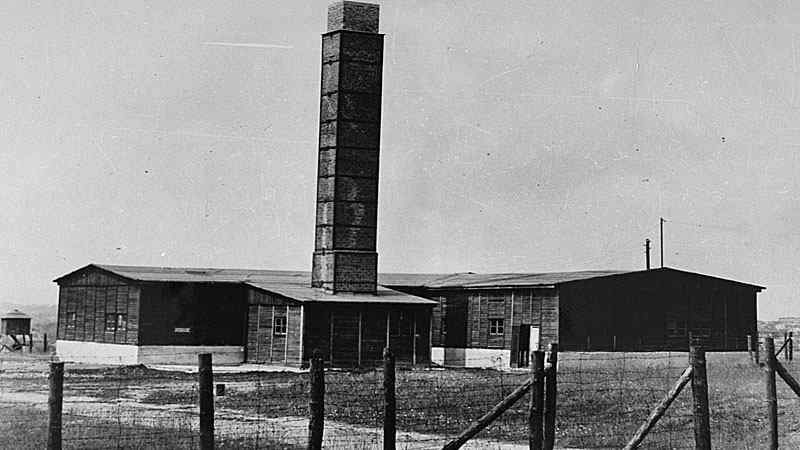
xmin=312 ymin=1 xmax=383 ymax=293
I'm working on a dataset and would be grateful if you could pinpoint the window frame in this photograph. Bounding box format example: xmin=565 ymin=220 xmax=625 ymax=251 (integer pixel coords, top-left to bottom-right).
xmin=273 ymin=316 xmax=288 ymax=336
xmin=105 ymin=313 xmax=127 ymax=332
xmin=65 ymin=311 xmax=77 ymax=329
xmin=489 ymin=318 xmax=505 ymax=336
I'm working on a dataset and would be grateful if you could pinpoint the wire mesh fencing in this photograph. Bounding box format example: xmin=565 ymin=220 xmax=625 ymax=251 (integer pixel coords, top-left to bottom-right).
xmin=2 ymin=345 xmax=799 ymax=449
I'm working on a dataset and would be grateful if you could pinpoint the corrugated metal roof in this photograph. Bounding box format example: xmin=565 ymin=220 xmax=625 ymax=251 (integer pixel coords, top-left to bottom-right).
xmin=85 ymin=265 xmax=436 ymax=305
xmin=1 ymin=309 xmax=31 ymax=320
xmin=417 ymin=270 xmax=631 ymax=288
xmin=58 ymin=264 xmax=764 ymax=297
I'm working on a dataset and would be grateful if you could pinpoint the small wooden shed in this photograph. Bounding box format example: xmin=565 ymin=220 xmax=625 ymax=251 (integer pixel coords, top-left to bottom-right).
xmin=1 ymin=309 xmax=31 ymax=336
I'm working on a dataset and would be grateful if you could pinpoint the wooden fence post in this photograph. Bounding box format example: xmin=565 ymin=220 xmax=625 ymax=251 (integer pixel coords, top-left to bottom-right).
xmin=689 ymin=344 xmax=711 ymax=450
xmin=43 ymin=333 xmax=48 ymax=353
xmin=443 ymin=377 xmax=536 ymax=449
xmin=383 ymin=347 xmax=396 ymax=450
xmin=789 ymin=332 xmax=794 ymax=361
xmin=747 ymin=334 xmax=755 ymax=364
xmin=198 ymin=353 xmax=214 ymax=450
xmin=529 ymin=351 xmax=545 ymax=450
xmin=623 ymin=366 xmax=693 ymax=450
xmin=755 ymin=335 xmax=760 ymax=365
xmin=764 ymin=337 xmax=778 ymax=450
xmin=47 ymin=361 xmax=64 ymax=450
xmin=308 ymin=350 xmax=325 ymax=450
xmin=784 ymin=333 xmax=789 ymax=360
xmin=544 ymin=344 xmax=558 ymax=450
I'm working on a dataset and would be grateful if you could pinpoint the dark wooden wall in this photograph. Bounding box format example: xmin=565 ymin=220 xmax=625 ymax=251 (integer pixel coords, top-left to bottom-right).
xmin=558 ymin=270 xmax=759 ymax=351
xmin=303 ymin=303 xmax=431 ymax=368
xmin=1 ymin=319 xmax=31 ymax=335
xmin=246 ymin=289 xmax=303 ymax=366
xmin=138 ymin=282 xmax=247 ymax=346
xmin=56 ymin=269 xmax=140 ymax=345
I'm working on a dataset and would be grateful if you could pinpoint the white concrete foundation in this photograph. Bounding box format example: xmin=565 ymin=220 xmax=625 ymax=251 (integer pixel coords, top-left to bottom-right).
xmin=431 ymin=347 xmax=511 ymax=368
xmin=56 ymin=340 xmax=244 ymax=365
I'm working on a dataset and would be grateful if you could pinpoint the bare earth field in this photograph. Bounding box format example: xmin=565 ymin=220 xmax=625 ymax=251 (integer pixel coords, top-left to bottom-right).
xmin=1 ymin=351 xmax=798 ymax=449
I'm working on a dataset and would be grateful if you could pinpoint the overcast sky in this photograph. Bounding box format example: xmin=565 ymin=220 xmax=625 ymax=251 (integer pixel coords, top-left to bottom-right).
xmin=2 ymin=0 xmax=798 ymax=319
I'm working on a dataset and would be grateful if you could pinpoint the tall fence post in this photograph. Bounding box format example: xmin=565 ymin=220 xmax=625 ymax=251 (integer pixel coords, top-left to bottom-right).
xmin=689 ymin=344 xmax=711 ymax=450
xmin=529 ymin=351 xmax=545 ymax=450
xmin=789 ymin=332 xmax=794 ymax=361
xmin=47 ymin=361 xmax=64 ymax=450
xmin=383 ymin=347 xmax=396 ymax=450
xmin=764 ymin=337 xmax=778 ymax=450
xmin=544 ymin=343 xmax=558 ymax=450
xmin=198 ymin=353 xmax=214 ymax=450
xmin=308 ymin=349 xmax=325 ymax=450
xmin=43 ymin=333 xmax=48 ymax=353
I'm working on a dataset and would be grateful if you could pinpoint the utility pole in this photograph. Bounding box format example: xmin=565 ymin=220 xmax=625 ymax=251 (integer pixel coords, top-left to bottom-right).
xmin=645 ymin=239 xmax=651 ymax=270
xmin=660 ymin=217 xmax=665 ymax=268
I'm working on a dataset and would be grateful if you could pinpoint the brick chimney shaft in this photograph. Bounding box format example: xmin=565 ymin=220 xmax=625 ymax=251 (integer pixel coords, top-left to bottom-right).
xmin=312 ymin=2 xmax=383 ymax=293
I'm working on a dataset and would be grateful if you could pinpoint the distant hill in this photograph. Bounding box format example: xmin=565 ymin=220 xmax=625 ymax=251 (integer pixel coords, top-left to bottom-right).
xmin=0 ymin=302 xmax=58 ymax=342
xmin=759 ymin=317 xmax=800 ymax=337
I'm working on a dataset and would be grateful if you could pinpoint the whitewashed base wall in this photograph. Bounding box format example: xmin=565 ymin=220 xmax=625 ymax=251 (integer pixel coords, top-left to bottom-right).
xmin=431 ymin=347 xmax=511 ymax=368
xmin=56 ymin=340 xmax=244 ymax=365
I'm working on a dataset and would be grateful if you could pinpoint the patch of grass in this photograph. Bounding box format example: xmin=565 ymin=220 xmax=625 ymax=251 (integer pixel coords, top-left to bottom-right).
xmin=0 ymin=403 xmax=303 ymax=450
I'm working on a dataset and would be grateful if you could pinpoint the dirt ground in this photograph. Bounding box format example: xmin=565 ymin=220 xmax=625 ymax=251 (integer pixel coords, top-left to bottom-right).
xmin=2 ymin=351 xmax=799 ymax=449
xmin=0 ymin=353 xmax=523 ymax=449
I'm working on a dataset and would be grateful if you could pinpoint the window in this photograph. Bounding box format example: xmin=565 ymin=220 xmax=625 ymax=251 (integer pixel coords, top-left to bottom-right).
xmin=116 ymin=314 xmax=127 ymax=332
xmin=489 ymin=318 xmax=504 ymax=336
xmin=440 ymin=317 xmax=447 ymax=336
xmin=105 ymin=313 xmax=127 ymax=332
xmin=66 ymin=312 xmax=77 ymax=328
xmin=274 ymin=316 xmax=287 ymax=335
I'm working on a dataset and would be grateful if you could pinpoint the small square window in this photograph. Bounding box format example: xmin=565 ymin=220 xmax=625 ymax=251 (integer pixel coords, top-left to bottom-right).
xmin=116 ymin=314 xmax=127 ymax=331
xmin=105 ymin=313 xmax=127 ymax=332
xmin=489 ymin=318 xmax=504 ymax=336
xmin=274 ymin=316 xmax=287 ymax=335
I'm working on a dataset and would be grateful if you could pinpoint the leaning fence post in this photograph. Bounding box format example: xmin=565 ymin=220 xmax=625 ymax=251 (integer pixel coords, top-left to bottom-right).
xmin=544 ymin=344 xmax=558 ymax=450
xmin=764 ymin=337 xmax=778 ymax=450
xmin=47 ymin=361 xmax=64 ymax=450
xmin=198 ymin=353 xmax=214 ymax=450
xmin=383 ymin=347 xmax=396 ymax=450
xmin=689 ymin=344 xmax=711 ymax=450
xmin=529 ymin=350 xmax=545 ymax=450
xmin=308 ymin=349 xmax=325 ymax=450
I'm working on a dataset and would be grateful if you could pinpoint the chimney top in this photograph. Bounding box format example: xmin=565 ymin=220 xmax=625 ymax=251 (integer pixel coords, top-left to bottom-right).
xmin=327 ymin=1 xmax=380 ymax=33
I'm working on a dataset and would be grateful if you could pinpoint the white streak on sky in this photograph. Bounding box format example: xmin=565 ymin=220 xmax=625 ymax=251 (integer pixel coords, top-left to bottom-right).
xmin=202 ymin=42 xmax=294 ymax=49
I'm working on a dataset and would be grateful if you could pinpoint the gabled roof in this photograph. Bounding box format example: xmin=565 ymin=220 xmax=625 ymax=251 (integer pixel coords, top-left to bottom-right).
xmin=385 ymin=270 xmax=629 ymax=289
xmin=55 ymin=264 xmax=437 ymax=305
xmin=55 ymin=264 xmax=764 ymax=299
xmin=1 ymin=309 xmax=30 ymax=320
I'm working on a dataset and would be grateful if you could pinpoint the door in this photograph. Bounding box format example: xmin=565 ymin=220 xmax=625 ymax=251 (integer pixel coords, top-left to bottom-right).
xmin=529 ymin=326 xmax=540 ymax=352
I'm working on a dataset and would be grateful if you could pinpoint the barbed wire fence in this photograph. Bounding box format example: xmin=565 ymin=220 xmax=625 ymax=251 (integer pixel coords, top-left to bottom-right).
xmin=2 ymin=339 xmax=799 ymax=449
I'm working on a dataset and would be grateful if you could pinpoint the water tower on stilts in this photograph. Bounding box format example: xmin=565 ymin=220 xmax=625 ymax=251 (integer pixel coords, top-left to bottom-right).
xmin=0 ymin=309 xmax=32 ymax=352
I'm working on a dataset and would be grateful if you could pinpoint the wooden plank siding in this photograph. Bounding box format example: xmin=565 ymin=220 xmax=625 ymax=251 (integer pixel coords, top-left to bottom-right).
xmin=138 ymin=283 xmax=247 ymax=346
xmin=301 ymin=304 xmax=432 ymax=368
xmin=557 ymin=270 xmax=759 ymax=352
xmin=56 ymin=268 xmax=140 ymax=345
xmin=246 ymin=289 xmax=303 ymax=366
xmin=429 ymin=288 xmax=558 ymax=354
